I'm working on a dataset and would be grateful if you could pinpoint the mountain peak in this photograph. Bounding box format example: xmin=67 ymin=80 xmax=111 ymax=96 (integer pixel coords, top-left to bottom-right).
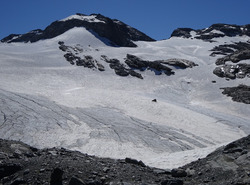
xmin=1 ymin=13 xmax=155 ymax=47
xmin=60 ymin=13 xmax=104 ymax=23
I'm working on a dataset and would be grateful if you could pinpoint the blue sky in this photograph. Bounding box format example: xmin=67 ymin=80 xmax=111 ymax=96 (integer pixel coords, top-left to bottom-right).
xmin=1 ymin=0 xmax=250 ymax=40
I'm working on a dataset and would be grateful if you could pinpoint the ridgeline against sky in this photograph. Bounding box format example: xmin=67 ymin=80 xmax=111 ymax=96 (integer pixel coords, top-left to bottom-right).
xmin=1 ymin=0 xmax=250 ymax=40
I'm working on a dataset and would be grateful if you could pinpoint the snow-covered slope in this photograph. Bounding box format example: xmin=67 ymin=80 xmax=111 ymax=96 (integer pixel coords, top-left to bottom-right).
xmin=0 ymin=19 xmax=250 ymax=169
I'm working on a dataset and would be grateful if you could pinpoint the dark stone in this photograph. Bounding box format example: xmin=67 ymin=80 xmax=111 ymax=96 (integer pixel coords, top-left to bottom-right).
xmin=50 ymin=168 xmax=64 ymax=185
xmin=171 ymin=168 xmax=187 ymax=177
xmin=160 ymin=59 xmax=198 ymax=69
xmin=215 ymin=49 xmax=250 ymax=65
xmin=103 ymin=167 xmax=110 ymax=173
xmin=152 ymin=99 xmax=157 ymax=102
xmin=213 ymin=63 xmax=250 ymax=80
xmin=171 ymin=28 xmax=194 ymax=38
xmin=58 ymin=41 xmax=64 ymax=45
xmin=210 ymin=42 xmax=250 ymax=56
xmin=125 ymin=54 xmax=176 ymax=76
xmin=125 ymin=158 xmax=146 ymax=167
xmin=125 ymin=54 xmax=149 ymax=69
xmin=103 ymin=55 xmax=143 ymax=79
xmin=69 ymin=176 xmax=85 ymax=185
xmin=23 ymin=169 xmax=30 ymax=175
xmin=10 ymin=178 xmax=26 ymax=185
xmin=221 ymin=84 xmax=250 ymax=104
xmin=0 ymin=163 xmax=22 ymax=179
xmin=129 ymin=70 xmax=143 ymax=79
xmin=161 ymin=179 xmax=183 ymax=185
xmin=85 ymin=180 xmax=102 ymax=185
xmin=224 ymin=143 xmax=238 ymax=151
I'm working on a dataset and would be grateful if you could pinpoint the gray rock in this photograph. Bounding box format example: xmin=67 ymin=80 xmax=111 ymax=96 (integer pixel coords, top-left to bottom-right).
xmin=171 ymin=168 xmax=187 ymax=177
xmin=0 ymin=163 xmax=22 ymax=179
xmin=69 ymin=176 xmax=85 ymax=185
xmin=50 ymin=168 xmax=63 ymax=185
xmin=161 ymin=179 xmax=183 ymax=185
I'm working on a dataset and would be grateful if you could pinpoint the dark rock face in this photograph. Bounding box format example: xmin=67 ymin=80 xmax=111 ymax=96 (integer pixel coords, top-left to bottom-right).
xmin=50 ymin=168 xmax=64 ymax=185
xmin=171 ymin=23 xmax=250 ymax=41
xmin=215 ymin=49 xmax=250 ymax=65
xmin=171 ymin=169 xmax=187 ymax=178
xmin=158 ymin=59 xmax=198 ymax=69
xmin=213 ymin=63 xmax=250 ymax=79
xmin=171 ymin=28 xmax=194 ymax=38
xmin=1 ymin=135 xmax=250 ymax=185
xmin=59 ymin=42 xmax=105 ymax=71
xmin=1 ymin=14 xmax=155 ymax=47
xmin=0 ymin=163 xmax=22 ymax=179
xmin=68 ymin=176 xmax=85 ymax=185
xmin=125 ymin=158 xmax=146 ymax=167
xmin=125 ymin=54 xmax=175 ymax=76
xmin=0 ymin=139 xmax=184 ymax=185
xmin=211 ymin=42 xmax=250 ymax=80
xmin=101 ymin=55 xmax=143 ymax=79
xmin=220 ymin=84 xmax=250 ymax=104
xmin=161 ymin=179 xmax=183 ymax=185
xmin=183 ymin=135 xmax=250 ymax=185
xmin=210 ymin=41 xmax=250 ymax=56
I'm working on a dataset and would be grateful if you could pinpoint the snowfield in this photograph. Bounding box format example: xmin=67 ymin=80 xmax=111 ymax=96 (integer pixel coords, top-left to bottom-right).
xmin=0 ymin=27 xmax=249 ymax=169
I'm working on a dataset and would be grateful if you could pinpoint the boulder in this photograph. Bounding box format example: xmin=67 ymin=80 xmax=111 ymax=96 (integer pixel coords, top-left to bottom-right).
xmin=69 ymin=176 xmax=85 ymax=185
xmin=50 ymin=168 xmax=64 ymax=185
xmin=125 ymin=158 xmax=146 ymax=167
xmin=0 ymin=163 xmax=22 ymax=179
xmin=171 ymin=168 xmax=187 ymax=178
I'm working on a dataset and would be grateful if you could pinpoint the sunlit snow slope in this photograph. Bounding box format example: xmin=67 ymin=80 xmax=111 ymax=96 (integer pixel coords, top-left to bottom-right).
xmin=0 ymin=27 xmax=249 ymax=169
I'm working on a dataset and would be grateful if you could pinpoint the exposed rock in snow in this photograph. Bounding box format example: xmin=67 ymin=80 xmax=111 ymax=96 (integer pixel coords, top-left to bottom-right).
xmin=220 ymin=84 xmax=250 ymax=104
xmin=216 ymin=49 xmax=250 ymax=65
xmin=210 ymin=41 xmax=250 ymax=56
xmin=213 ymin=63 xmax=250 ymax=79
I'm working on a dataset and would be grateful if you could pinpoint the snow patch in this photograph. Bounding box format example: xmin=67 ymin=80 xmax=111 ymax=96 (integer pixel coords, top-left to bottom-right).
xmin=60 ymin=14 xmax=105 ymax=23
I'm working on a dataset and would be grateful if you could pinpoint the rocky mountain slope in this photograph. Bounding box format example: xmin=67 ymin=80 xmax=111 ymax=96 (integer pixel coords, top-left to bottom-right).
xmin=0 ymin=13 xmax=250 ymax=181
xmin=0 ymin=135 xmax=249 ymax=185
xmin=1 ymin=13 xmax=154 ymax=47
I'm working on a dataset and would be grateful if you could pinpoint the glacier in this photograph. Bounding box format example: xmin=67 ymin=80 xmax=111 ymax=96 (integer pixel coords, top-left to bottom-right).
xmin=0 ymin=26 xmax=249 ymax=169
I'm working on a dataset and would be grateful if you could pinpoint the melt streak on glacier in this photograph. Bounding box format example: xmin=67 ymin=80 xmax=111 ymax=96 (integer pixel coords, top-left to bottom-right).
xmin=0 ymin=27 xmax=249 ymax=169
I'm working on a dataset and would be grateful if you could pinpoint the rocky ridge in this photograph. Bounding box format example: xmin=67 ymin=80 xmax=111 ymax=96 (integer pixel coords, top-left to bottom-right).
xmin=171 ymin=23 xmax=250 ymax=41
xmin=1 ymin=135 xmax=250 ymax=185
xmin=1 ymin=13 xmax=155 ymax=47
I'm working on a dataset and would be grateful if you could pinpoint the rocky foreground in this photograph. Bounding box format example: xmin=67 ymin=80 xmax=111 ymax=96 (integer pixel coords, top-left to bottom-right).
xmin=0 ymin=135 xmax=250 ymax=185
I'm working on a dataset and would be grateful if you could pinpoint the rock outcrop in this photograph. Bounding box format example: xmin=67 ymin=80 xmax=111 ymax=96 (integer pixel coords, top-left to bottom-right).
xmin=210 ymin=41 xmax=250 ymax=56
xmin=59 ymin=42 xmax=196 ymax=79
xmin=220 ymin=84 xmax=250 ymax=104
xmin=213 ymin=63 xmax=250 ymax=79
xmin=210 ymin=40 xmax=250 ymax=80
